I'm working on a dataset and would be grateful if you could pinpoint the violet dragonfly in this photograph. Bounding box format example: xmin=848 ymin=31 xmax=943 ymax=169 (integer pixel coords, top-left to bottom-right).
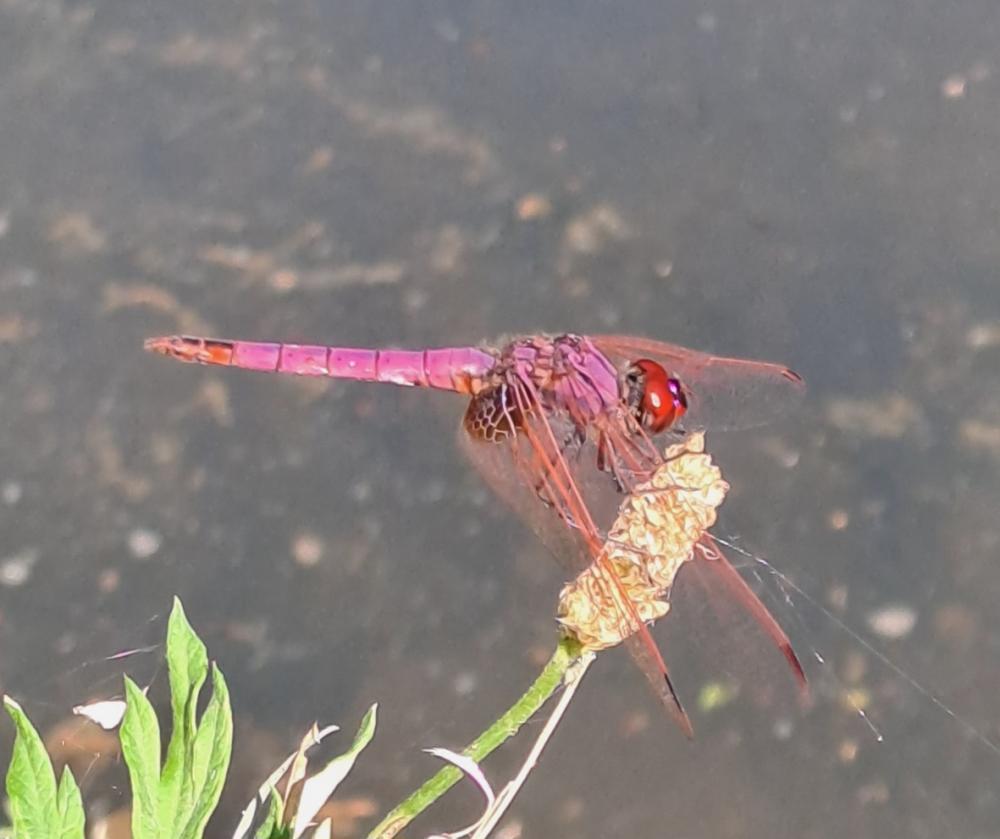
xmin=145 ymin=332 xmax=807 ymax=736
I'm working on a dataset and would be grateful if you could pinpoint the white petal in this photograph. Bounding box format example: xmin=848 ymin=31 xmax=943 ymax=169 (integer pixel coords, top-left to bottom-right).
xmin=73 ymin=699 xmax=128 ymax=730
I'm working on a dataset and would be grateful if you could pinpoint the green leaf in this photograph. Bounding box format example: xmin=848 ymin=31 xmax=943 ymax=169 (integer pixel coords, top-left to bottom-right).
xmin=252 ymin=789 xmax=287 ymax=839
xmin=178 ymin=664 xmax=232 ymax=839
xmin=4 ymin=696 xmax=59 ymax=839
xmin=121 ymin=676 xmax=162 ymax=839
xmin=290 ymin=704 xmax=377 ymax=838
xmin=54 ymin=768 xmax=86 ymax=839
xmin=160 ymin=597 xmax=209 ymax=834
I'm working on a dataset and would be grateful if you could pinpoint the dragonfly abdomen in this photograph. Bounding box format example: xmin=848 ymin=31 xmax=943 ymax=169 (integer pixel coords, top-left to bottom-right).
xmin=144 ymin=335 xmax=495 ymax=394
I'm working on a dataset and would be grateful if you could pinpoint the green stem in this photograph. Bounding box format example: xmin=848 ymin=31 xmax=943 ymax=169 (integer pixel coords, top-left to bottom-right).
xmin=366 ymin=635 xmax=584 ymax=839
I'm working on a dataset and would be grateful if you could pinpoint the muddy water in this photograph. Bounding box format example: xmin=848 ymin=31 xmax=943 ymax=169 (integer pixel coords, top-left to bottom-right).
xmin=1 ymin=1 xmax=999 ymax=836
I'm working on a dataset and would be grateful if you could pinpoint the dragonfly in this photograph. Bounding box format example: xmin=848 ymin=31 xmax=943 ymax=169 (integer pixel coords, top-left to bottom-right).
xmin=145 ymin=331 xmax=808 ymax=736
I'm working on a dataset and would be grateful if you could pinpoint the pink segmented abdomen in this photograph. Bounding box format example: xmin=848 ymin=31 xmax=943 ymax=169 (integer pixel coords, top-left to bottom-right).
xmin=143 ymin=335 xmax=495 ymax=394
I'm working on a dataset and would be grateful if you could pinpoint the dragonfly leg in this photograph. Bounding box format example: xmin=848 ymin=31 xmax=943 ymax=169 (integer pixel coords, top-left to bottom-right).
xmin=530 ymin=423 xmax=586 ymax=514
xmin=596 ymin=430 xmax=649 ymax=494
xmin=596 ymin=433 xmax=623 ymax=492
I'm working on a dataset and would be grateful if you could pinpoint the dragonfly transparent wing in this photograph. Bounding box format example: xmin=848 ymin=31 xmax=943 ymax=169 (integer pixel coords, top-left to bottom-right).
xmin=456 ymin=416 xmax=587 ymax=576
xmin=457 ymin=381 xmax=694 ymax=733
xmin=592 ymin=335 xmax=805 ymax=432
xmin=655 ymin=536 xmax=810 ymax=720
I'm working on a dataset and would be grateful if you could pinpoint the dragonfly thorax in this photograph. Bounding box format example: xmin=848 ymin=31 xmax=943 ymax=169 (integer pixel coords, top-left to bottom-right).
xmin=463 ymin=334 xmax=629 ymax=447
xmin=503 ymin=334 xmax=621 ymax=417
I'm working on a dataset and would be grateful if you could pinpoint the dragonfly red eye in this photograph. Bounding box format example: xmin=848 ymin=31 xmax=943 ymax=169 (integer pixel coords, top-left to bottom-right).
xmin=627 ymin=359 xmax=688 ymax=433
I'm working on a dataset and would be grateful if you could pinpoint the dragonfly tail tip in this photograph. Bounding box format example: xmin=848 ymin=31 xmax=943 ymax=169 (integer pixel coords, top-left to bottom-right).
xmin=144 ymin=336 xmax=173 ymax=354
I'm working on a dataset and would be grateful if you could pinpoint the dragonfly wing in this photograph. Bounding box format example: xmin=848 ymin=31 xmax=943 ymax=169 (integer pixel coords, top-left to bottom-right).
xmin=458 ymin=383 xmax=695 ymax=735
xmin=695 ymin=535 xmax=807 ymax=695
xmin=655 ymin=536 xmax=810 ymax=720
xmin=456 ymin=416 xmax=587 ymax=575
xmin=625 ymin=633 xmax=694 ymax=737
xmin=592 ymin=335 xmax=805 ymax=431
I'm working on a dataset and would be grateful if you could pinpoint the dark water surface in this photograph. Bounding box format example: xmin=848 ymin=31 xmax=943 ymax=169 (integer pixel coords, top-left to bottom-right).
xmin=2 ymin=1 xmax=1000 ymax=836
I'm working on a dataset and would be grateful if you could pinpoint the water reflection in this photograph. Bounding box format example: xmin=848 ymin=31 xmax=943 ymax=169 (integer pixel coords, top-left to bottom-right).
xmin=1 ymin=0 xmax=999 ymax=836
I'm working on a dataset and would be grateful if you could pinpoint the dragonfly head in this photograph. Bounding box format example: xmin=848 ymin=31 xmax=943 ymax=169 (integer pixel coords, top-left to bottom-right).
xmin=624 ymin=359 xmax=688 ymax=433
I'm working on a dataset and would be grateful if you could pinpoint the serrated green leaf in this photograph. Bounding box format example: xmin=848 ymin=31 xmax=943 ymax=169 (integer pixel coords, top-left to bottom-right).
xmin=121 ymin=676 xmax=162 ymax=839
xmin=4 ymin=696 xmax=59 ymax=839
xmin=290 ymin=704 xmax=377 ymax=839
xmin=177 ymin=663 xmax=232 ymax=839
xmin=160 ymin=597 xmax=209 ymax=834
xmin=251 ymin=789 xmax=286 ymax=839
xmin=54 ymin=768 xmax=86 ymax=839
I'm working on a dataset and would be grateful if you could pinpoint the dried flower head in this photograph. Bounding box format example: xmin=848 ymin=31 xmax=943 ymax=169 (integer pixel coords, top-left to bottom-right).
xmin=557 ymin=432 xmax=728 ymax=650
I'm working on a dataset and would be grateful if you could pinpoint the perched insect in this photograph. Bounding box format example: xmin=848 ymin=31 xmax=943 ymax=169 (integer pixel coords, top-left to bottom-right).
xmin=146 ymin=331 xmax=807 ymax=735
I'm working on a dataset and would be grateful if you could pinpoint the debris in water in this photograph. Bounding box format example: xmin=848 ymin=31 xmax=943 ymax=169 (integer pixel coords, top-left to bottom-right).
xmin=128 ymin=528 xmax=162 ymax=560
xmin=867 ymin=603 xmax=918 ymax=640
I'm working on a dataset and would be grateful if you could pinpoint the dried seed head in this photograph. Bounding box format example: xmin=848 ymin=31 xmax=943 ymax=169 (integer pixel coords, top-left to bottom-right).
xmin=557 ymin=432 xmax=728 ymax=650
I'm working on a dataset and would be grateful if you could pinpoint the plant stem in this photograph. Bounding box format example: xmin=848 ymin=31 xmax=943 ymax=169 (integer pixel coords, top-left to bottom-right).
xmin=366 ymin=635 xmax=585 ymax=839
xmin=468 ymin=650 xmax=594 ymax=839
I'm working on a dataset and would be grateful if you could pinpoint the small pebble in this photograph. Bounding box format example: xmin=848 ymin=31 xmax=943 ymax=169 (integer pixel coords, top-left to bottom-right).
xmin=0 ymin=549 xmax=38 ymax=587
xmin=697 ymin=680 xmax=739 ymax=714
xmin=495 ymin=823 xmax=523 ymax=839
xmin=127 ymin=528 xmax=162 ymax=560
xmin=515 ymin=193 xmax=552 ymax=221
xmin=557 ymin=796 xmax=585 ymax=823
xmin=966 ymin=321 xmax=1000 ymax=349
xmin=619 ymin=710 xmax=650 ymax=737
xmin=827 ymin=583 xmax=849 ymax=611
xmin=772 ymin=718 xmax=794 ymax=740
xmin=269 ymin=270 xmax=299 ymax=292
xmin=302 ymin=146 xmax=334 ymax=174
xmin=292 ymin=532 xmax=325 ymax=567
xmin=433 ymin=18 xmax=460 ymax=43
xmin=419 ymin=479 xmax=446 ymax=504
xmin=2 ymin=481 xmax=22 ymax=505
xmin=838 ymin=739 xmax=859 ymax=763
xmin=98 ymin=568 xmax=121 ymax=593
xmin=857 ymin=781 xmax=890 ymax=805
xmin=841 ymin=650 xmax=868 ymax=683
xmin=404 ymin=288 xmax=428 ymax=312
xmin=840 ymin=687 xmax=873 ymax=714
xmin=453 ymin=670 xmax=477 ymax=696
xmin=933 ymin=603 xmax=977 ymax=647
xmin=350 ymin=480 xmax=372 ymax=504
xmin=696 ymin=12 xmax=717 ymax=32
xmin=941 ymin=75 xmax=967 ymax=99
xmin=54 ymin=632 xmax=76 ymax=655
xmin=867 ymin=603 xmax=917 ymax=640
xmin=969 ymin=60 xmax=991 ymax=83
xmin=828 ymin=509 xmax=850 ymax=530
xmin=839 ymin=104 xmax=859 ymax=124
